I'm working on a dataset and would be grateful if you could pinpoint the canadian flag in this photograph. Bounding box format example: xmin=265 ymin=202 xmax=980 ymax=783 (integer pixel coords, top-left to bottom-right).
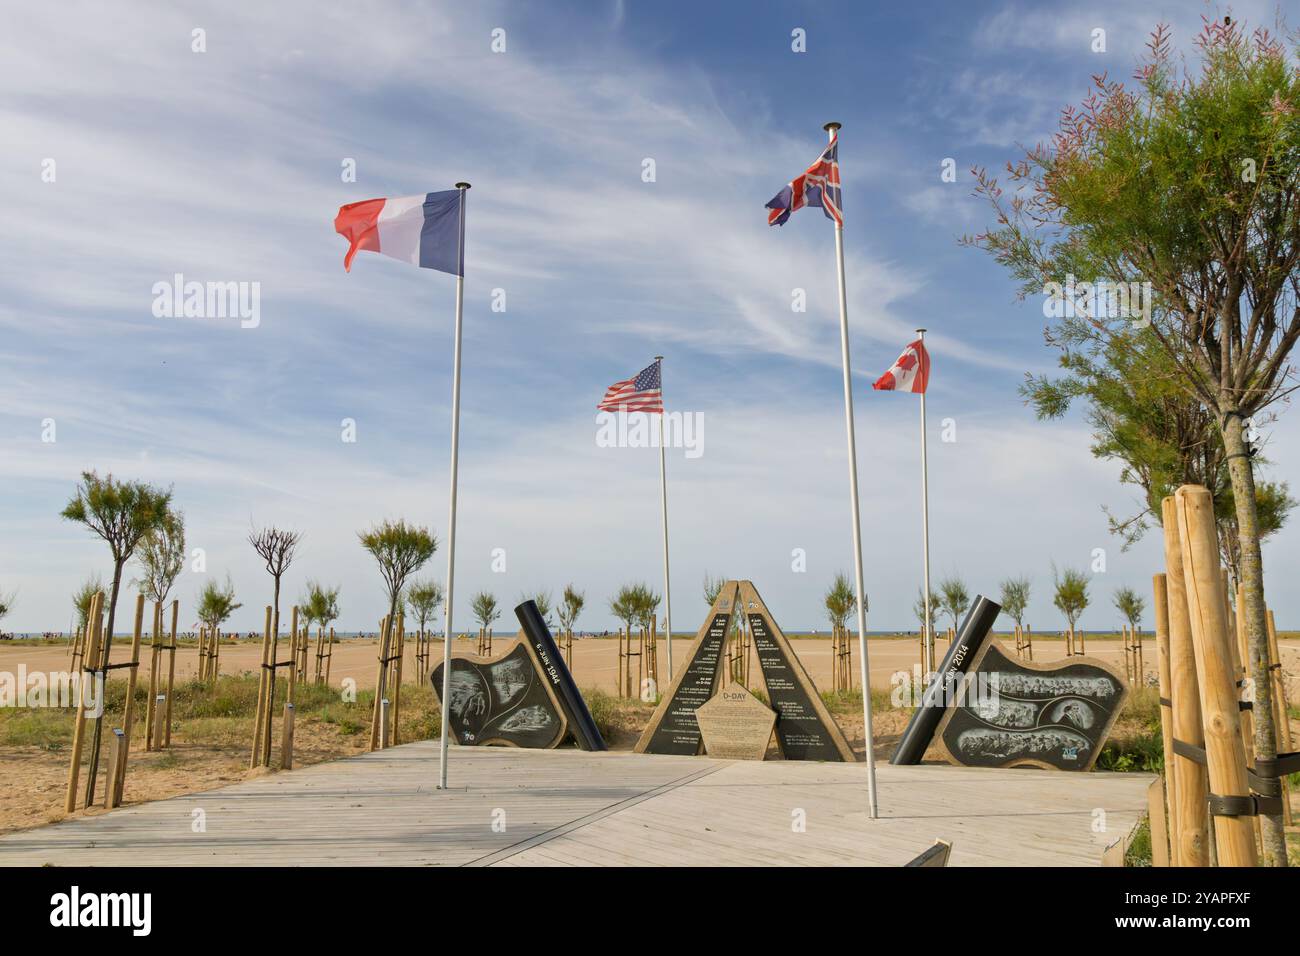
xmin=872 ymin=338 xmax=930 ymax=394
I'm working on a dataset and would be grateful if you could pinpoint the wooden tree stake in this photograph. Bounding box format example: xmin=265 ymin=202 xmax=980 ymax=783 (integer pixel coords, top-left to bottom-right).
xmin=1161 ymin=496 xmax=1210 ymax=866
xmin=1174 ymin=486 xmax=1258 ymax=867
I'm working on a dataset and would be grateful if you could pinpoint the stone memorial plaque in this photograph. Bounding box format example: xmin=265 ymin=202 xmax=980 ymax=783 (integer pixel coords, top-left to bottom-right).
xmin=638 ymin=581 xmax=854 ymax=762
xmin=432 ymin=639 xmax=566 ymax=749
xmin=635 ymin=597 xmax=733 ymax=755
xmin=741 ymin=583 xmax=854 ymax=762
xmin=934 ymin=642 xmax=1127 ymax=771
xmin=696 ymin=684 xmax=776 ymax=760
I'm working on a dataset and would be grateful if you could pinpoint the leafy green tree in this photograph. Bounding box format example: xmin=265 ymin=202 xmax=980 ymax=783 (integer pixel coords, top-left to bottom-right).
xmin=702 ymin=572 xmax=727 ymax=605
xmin=197 ymin=575 xmax=242 ymax=630
xmin=72 ymin=574 xmax=102 ymax=631
xmin=1051 ymin=567 xmax=1090 ymax=633
xmin=0 ymin=588 xmax=14 ymax=627
xmin=1113 ymin=586 xmax=1146 ymax=631
xmin=633 ymin=584 xmax=661 ymax=632
xmin=998 ymin=576 xmax=1031 ymax=629
xmin=967 ymin=17 xmax=1300 ymax=859
xmin=134 ymin=510 xmax=186 ymax=607
xmin=1020 ymin=329 xmax=1295 ymax=573
xmin=62 ymin=471 xmax=173 ymax=799
xmin=360 ymin=521 xmax=436 ymax=638
xmin=609 ymin=585 xmax=640 ymax=636
xmin=937 ymin=575 xmax=970 ymax=632
xmin=470 ymin=592 xmax=500 ymax=631
xmin=823 ymin=573 xmax=856 ymax=632
xmin=557 ymin=584 xmax=585 ymax=635
xmin=301 ymin=580 xmax=341 ymax=634
xmin=405 ymin=580 xmax=442 ymax=635
xmin=913 ymin=587 xmax=938 ymax=635
xmin=62 ymin=470 xmax=173 ymax=652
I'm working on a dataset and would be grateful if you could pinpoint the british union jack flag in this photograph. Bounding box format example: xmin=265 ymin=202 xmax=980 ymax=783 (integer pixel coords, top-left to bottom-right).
xmin=765 ymin=134 xmax=843 ymax=227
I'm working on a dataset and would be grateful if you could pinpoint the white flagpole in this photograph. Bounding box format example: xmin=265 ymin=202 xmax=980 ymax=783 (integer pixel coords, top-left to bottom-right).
xmin=655 ymin=356 xmax=673 ymax=684
xmin=826 ymin=122 xmax=878 ymax=819
xmin=438 ymin=181 xmax=470 ymax=791
xmin=917 ymin=328 xmax=933 ymax=678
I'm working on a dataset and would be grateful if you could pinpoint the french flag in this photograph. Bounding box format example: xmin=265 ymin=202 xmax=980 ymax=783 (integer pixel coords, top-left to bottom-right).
xmin=334 ymin=189 xmax=464 ymax=276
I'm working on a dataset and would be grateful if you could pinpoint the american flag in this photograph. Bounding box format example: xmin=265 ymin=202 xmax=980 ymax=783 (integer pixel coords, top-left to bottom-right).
xmin=766 ymin=133 xmax=842 ymax=227
xmin=597 ymin=360 xmax=663 ymax=414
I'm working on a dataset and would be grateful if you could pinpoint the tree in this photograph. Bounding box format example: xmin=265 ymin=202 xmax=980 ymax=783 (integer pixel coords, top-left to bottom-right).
xmin=967 ymin=17 xmax=1299 ymax=861
xmin=301 ymin=580 xmax=341 ymax=634
xmin=1113 ymin=586 xmax=1146 ymax=631
xmin=823 ymin=572 xmax=856 ymax=632
xmin=937 ymin=575 xmax=971 ymax=632
xmin=249 ymin=524 xmax=301 ymax=636
xmin=0 ymin=588 xmax=14 ymax=628
xmin=703 ymin=572 xmax=727 ymax=605
xmin=470 ymin=592 xmax=500 ymax=631
xmin=1051 ymin=567 xmax=1090 ymax=634
xmin=196 ymin=575 xmax=242 ymax=630
xmin=61 ymin=470 xmax=172 ymax=798
xmin=609 ymin=585 xmax=641 ymax=636
xmin=913 ymin=587 xmax=939 ymax=635
xmin=1021 ymin=329 xmax=1295 ymax=570
xmin=998 ymin=576 xmax=1031 ymax=629
xmin=405 ymin=580 xmax=443 ymax=635
xmin=359 ymin=520 xmax=436 ymax=637
xmin=134 ymin=510 xmax=186 ymax=608
xmin=633 ymin=584 xmax=661 ymax=632
xmin=72 ymin=574 xmax=102 ymax=631
xmin=557 ymin=584 xmax=585 ymax=635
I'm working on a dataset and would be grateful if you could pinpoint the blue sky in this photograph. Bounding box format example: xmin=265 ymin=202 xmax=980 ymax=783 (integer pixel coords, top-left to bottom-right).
xmin=4 ymin=0 xmax=1297 ymax=634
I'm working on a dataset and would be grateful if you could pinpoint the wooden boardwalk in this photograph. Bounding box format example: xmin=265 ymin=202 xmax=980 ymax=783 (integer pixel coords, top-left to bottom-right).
xmin=0 ymin=744 xmax=1151 ymax=866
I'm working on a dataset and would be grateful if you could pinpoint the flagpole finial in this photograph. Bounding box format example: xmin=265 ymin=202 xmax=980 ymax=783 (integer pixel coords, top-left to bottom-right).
xmin=455 ymin=182 xmax=471 ymax=190
xmin=654 ymin=355 xmax=664 ymax=361
xmin=916 ymin=327 xmax=927 ymax=335
xmin=823 ymin=121 xmax=841 ymax=132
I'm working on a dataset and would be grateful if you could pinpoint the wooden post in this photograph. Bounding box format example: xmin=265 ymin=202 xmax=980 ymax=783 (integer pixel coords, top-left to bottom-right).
xmin=1161 ymin=496 xmax=1210 ymax=866
xmin=369 ymin=616 xmax=391 ymax=751
xmin=380 ymin=698 xmax=391 ymax=749
xmin=1151 ymin=574 xmax=1179 ymax=852
xmin=1025 ymin=625 xmax=1032 ymax=661
xmin=250 ymin=606 xmax=273 ymax=769
xmin=145 ymin=601 xmax=162 ymax=751
xmin=287 ymin=606 xmax=300 ymax=706
xmin=66 ymin=591 xmax=103 ymax=813
xmin=280 ymin=702 xmax=295 ymax=770
xmin=1174 ymin=485 xmax=1258 ymax=867
xmin=325 ymin=627 xmax=335 ymax=685
xmin=1147 ymin=777 xmax=1171 ymax=867
xmin=152 ymin=694 xmax=166 ymax=754
xmin=164 ymin=600 xmax=178 ymax=748
xmin=104 ymin=728 xmax=126 ymax=809
xmin=1265 ymin=609 xmax=1293 ymax=827
xmin=112 ymin=594 xmax=146 ymax=808
xmin=391 ymin=614 xmax=405 ymax=746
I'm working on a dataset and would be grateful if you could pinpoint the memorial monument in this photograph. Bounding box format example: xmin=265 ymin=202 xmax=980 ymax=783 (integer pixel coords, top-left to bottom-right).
xmin=635 ymin=580 xmax=852 ymax=761
xmin=431 ymin=600 xmax=606 ymax=751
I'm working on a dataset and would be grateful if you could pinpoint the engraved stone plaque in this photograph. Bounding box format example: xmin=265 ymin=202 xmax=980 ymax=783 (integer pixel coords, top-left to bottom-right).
xmin=696 ymin=684 xmax=776 ymax=760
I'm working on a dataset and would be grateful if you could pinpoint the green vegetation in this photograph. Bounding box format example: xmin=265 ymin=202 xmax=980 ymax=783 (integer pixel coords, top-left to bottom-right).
xmin=823 ymin=573 xmax=855 ymax=632
xmin=998 ymin=576 xmax=1030 ymax=628
xmin=1051 ymin=565 xmax=1089 ymax=632
xmin=0 ymin=673 xmax=442 ymax=752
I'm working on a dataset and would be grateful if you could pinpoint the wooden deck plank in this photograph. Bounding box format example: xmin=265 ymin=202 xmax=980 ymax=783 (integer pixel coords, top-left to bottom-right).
xmin=0 ymin=743 xmax=1152 ymax=867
